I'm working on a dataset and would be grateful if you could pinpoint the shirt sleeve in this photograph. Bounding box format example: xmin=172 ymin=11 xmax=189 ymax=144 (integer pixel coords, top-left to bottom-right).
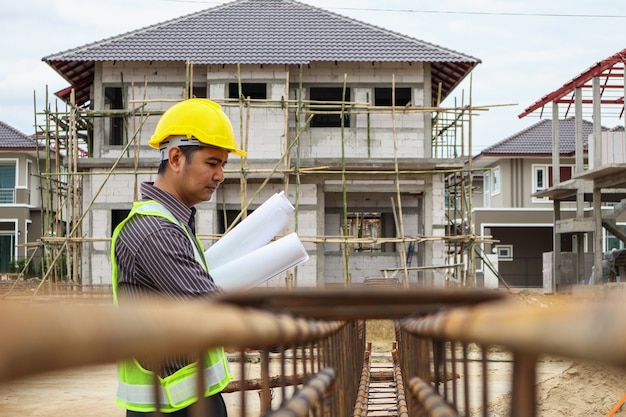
xmin=133 ymin=220 xmax=219 ymax=300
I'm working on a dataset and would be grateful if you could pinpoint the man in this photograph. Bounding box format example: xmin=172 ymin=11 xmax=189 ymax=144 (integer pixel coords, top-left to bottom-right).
xmin=111 ymin=98 xmax=247 ymax=416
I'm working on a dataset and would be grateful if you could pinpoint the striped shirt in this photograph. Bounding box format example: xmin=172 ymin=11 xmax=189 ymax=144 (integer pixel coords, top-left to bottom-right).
xmin=114 ymin=182 xmax=219 ymax=375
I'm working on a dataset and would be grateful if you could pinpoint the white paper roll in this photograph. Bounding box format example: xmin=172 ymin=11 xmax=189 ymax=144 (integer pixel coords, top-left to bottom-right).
xmin=209 ymin=232 xmax=309 ymax=292
xmin=204 ymin=191 xmax=294 ymax=269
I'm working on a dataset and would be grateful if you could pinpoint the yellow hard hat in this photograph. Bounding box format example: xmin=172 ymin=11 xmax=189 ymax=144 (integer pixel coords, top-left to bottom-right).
xmin=148 ymin=98 xmax=247 ymax=157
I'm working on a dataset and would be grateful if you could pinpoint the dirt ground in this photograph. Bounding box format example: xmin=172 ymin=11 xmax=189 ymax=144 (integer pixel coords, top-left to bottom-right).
xmin=1 ymin=291 xmax=625 ymax=416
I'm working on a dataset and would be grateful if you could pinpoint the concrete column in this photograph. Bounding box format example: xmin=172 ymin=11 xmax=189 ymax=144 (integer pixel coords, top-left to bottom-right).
xmin=575 ymin=87 xmax=585 ymax=284
xmin=592 ymin=76 xmax=603 ymax=284
xmin=575 ymin=88 xmax=584 ymax=175
xmin=593 ymin=187 xmax=603 ymax=284
xmin=593 ymin=77 xmax=602 ymax=168
xmin=551 ymin=102 xmax=560 ymax=185
xmin=552 ymin=199 xmax=560 ymax=293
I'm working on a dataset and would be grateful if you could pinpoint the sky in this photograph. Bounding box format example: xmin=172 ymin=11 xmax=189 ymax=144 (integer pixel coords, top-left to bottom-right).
xmin=0 ymin=0 xmax=624 ymax=154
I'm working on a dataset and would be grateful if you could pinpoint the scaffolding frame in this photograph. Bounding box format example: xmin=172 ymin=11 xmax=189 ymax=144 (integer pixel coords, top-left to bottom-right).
xmin=10 ymin=62 xmax=492 ymax=296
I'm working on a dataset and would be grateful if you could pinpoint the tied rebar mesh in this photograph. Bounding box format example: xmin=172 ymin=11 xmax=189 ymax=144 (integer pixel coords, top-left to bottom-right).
xmin=2 ymin=288 xmax=626 ymax=417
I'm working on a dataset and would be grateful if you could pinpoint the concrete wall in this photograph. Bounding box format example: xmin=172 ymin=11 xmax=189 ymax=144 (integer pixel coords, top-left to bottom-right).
xmin=80 ymin=60 xmax=443 ymax=287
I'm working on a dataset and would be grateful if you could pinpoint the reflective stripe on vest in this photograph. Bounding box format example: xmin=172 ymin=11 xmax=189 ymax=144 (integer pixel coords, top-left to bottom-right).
xmin=116 ymin=358 xmax=229 ymax=407
xmin=110 ymin=200 xmax=232 ymax=412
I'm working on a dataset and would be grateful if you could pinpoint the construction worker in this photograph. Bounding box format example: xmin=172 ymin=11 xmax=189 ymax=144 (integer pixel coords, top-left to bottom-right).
xmin=111 ymin=98 xmax=247 ymax=416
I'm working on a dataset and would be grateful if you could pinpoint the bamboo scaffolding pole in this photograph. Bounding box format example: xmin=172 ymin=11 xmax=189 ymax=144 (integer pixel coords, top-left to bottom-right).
xmin=32 ymin=108 xmax=152 ymax=296
xmin=283 ymin=69 xmax=294 ymax=287
xmin=236 ymin=63 xmax=249 ymax=222
xmin=31 ymin=66 xmax=481 ymax=292
xmin=128 ymin=96 xmax=494 ymax=113
xmin=391 ymin=74 xmax=410 ymax=288
xmin=38 ymin=234 xmax=496 ymax=246
xmin=37 ymin=166 xmax=490 ymax=176
xmin=69 ymin=134 xmax=75 ymax=283
xmin=340 ymin=74 xmax=350 ymax=287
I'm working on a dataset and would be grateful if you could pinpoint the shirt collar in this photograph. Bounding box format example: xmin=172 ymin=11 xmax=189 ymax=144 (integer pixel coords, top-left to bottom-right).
xmin=140 ymin=182 xmax=196 ymax=230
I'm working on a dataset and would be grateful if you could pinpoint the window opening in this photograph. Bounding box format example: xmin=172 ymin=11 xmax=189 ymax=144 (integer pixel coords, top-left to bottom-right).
xmin=228 ymin=83 xmax=267 ymax=100
xmin=111 ymin=209 xmax=131 ymax=236
xmin=104 ymin=87 xmax=125 ymax=146
xmin=310 ymin=87 xmax=351 ymax=128
xmin=192 ymin=85 xmax=207 ymax=98
xmin=374 ymin=87 xmax=411 ymax=106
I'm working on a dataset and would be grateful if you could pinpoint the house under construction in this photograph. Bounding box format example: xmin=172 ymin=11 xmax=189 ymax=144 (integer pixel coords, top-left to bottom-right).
xmin=28 ymin=0 xmax=488 ymax=291
xmin=518 ymin=48 xmax=626 ymax=291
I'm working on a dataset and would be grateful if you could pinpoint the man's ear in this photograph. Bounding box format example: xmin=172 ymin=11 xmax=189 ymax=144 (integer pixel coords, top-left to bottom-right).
xmin=167 ymin=147 xmax=185 ymax=173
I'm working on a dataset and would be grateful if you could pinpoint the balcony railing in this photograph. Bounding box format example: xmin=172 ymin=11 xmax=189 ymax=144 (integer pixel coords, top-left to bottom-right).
xmin=0 ymin=188 xmax=15 ymax=204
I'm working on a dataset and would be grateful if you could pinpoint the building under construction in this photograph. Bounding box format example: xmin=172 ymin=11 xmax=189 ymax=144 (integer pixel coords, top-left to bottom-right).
xmin=25 ymin=0 xmax=487 ymax=292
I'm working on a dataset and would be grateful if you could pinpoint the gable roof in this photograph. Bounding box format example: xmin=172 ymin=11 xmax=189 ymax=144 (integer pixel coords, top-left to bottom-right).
xmin=478 ymin=117 xmax=605 ymax=157
xmin=0 ymin=121 xmax=38 ymax=150
xmin=43 ymin=0 xmax=479 ymax=106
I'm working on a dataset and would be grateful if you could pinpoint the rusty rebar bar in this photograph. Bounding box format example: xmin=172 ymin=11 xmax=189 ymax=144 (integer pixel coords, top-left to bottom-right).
xmin=392 ymin=347 xmax=409 ymax=417
xmin=352 ymin=342 xmax=371 ymax=417
xmin=400 ymin=297 xmax=626 ymax=367
xmin=264 ymin=367 xmax=337 ymax=417
xmin=0 ymin=300 xmax=343 ymax=382
xmin=408 ymin=376 xmax=459 ymax=417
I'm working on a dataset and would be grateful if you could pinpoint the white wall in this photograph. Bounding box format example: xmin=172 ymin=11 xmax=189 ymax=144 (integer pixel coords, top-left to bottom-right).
xmin=82 ymin=60 xmax=439 ymax=287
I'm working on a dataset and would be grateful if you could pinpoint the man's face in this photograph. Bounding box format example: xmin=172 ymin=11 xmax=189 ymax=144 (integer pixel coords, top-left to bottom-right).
xmin=176 ymin=146 xmax=228 ymax=207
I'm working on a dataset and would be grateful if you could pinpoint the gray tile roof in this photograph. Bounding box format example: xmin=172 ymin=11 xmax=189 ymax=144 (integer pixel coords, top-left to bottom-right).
xmin=480 ymin=118 xmax=604 ymax=156
xmin=45 ymin=0 xmax=477 ymax=64
xmin=0 ymin=121 xmax=37 ymax=149
xmin=43 ymin=0 xmax=479 ymax=106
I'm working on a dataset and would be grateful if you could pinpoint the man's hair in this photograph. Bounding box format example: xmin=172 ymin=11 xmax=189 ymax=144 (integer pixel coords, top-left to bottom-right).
xmin=157 ymin=145 xmax=201 ymax=175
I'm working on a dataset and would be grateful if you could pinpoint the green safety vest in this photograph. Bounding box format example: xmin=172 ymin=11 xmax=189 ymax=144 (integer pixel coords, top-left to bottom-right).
xmin=110 ymin=200 xmax=232 ymax=413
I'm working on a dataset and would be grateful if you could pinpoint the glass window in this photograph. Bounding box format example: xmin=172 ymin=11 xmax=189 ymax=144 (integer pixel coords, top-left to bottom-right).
xmin=604 ymin=226 xmax=626 ymax=251
xmin=495 ymin=244 xmax=513 ymax=261
xmin=535 ymin=166 xmax=546 ymax=191
xmin=492 ymin=166 xmax=500 ymax=195
xmin=483 ymin=172 xmax=490 ymax=208
xmin=0 ymin=164 xmax=16 ymax=204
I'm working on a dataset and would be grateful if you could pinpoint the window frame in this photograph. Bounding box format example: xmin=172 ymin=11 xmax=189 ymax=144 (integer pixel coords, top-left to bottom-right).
xmin=492 ymin=166 xmax=501 ymax=196
xmin=0 ymin=159 xmax=18 ymax=204
xmin=494 ymin=244 xmax=513 ymax=262
xmin=483 ymin=171 xmax=491 ymax=208
xmin=532 ymin=164 xmax=574 ymax=203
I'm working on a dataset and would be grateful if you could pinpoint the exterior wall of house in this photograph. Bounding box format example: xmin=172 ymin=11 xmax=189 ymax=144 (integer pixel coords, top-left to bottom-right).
xmin=0 ymin=152 xmax=47 ymax=272
xmin=479 ymin=156 xmax=580 ymax=210
xmin=80 ymin=60 xmax=445 ymax=287
xmin=474 ymin=208 xmax=554 ymax=288
xmin=521 ymin=156 xmax=577 ymax=208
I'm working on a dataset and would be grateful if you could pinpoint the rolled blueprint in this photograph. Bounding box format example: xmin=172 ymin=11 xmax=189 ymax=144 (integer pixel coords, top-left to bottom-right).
xmin=210 ymin=232 xmax=309 ymax=292
xmin=205 ymin=191 xmax=294 ymax=269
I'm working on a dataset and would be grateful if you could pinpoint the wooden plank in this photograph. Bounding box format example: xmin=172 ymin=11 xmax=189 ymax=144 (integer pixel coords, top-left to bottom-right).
xmin=367 ymin=411 xmax=398 ymax=417
xmin=369 ymin=396 xmax=396 ymax=402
